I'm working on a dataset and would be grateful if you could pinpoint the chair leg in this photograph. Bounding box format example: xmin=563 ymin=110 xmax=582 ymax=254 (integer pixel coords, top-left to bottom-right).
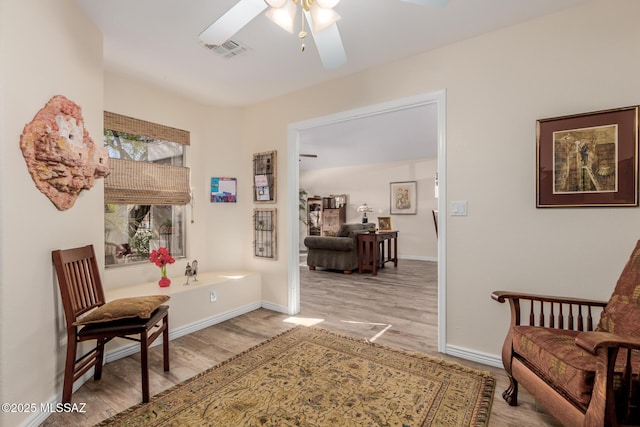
xmin=503 ymin=374 xmax=519 ymax=406
xmin=94 ymin=339 xmax=106 ymax=381
xmin=141 ymin=332 xmax=150 ymax=403
xmin=62 ymin=333 xmax=77 ymax=404
xmin=163 ymin=313 xmax=170 ymax=372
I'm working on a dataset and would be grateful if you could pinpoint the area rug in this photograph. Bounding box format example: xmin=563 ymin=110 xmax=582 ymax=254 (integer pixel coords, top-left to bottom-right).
xmin=96 ymin=327 xmax=494 ymax=426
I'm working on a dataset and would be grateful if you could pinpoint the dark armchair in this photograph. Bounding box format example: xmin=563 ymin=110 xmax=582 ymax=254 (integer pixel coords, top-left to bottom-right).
xmin=304 ymin=223 xmax=375 ymax=273
xmin=492 ymin=240 xmax=640 ymax=426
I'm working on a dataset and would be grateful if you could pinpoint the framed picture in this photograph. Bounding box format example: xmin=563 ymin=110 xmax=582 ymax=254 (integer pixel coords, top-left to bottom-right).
xmin=537 ymin=106 xmax=639 ymax=207
xmin=378 ymin=216 xmax=392 ymax=231
xmin=253 ymin=150 xmax=276 ymax=203
xmin=210 ymin=177 xmax=237 ymax=202
xmin=390 ymin=181 xmax=417 ymax=214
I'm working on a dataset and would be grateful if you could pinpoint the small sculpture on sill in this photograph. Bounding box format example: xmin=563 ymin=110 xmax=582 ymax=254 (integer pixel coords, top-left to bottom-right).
xmin=191 ymin=260 xmax=198 ymax=282
xmin=184 ymin=260 xmax=198 ymax=285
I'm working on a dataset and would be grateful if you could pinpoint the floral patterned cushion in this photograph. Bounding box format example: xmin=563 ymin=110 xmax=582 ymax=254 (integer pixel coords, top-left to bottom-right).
xmin=597 ymin=241 xmax=640 ymax=336
xmin=513 ymin=326 xmax=595 ymax=408
xmin=73 ymin=295 xmax=170 ymax=326
xmin=513 ymin=325 xmax=640 ymax=409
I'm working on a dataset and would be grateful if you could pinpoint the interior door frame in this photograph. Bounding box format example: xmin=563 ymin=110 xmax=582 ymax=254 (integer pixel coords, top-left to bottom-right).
xmin=286 ymin=89 xmax=447 ymax=352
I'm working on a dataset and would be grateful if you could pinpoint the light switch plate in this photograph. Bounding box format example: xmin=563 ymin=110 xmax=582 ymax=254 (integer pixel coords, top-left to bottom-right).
xmin=451 ymin=200 xmax=468 ymax=216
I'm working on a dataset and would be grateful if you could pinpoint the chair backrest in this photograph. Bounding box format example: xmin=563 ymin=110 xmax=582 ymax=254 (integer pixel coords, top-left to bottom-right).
xmin=597 ymin=240 xmax=640 ymax=336
xmin=52 ymin=245 xmax=106 ymax=328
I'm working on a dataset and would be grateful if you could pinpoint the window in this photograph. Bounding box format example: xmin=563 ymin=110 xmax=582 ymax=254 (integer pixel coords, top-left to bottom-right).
xmin=103 ymin=112 xmax=190 ymax=266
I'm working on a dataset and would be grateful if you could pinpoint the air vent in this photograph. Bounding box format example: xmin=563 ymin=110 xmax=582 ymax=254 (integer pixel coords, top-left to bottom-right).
xmin=203 ymin=39 xmax=249 ymax=59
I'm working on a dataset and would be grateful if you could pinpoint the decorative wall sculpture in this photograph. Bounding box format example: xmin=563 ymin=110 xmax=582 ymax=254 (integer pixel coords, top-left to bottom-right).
xmin=20 ymin=95 xmax=109 ymax=210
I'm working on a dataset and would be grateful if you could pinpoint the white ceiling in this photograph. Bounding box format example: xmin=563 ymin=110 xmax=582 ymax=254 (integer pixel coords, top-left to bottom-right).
xmin=298 ymin=102 xmax=438 ymax=171
xmin=74 ymin=0 xmax=591 ymax=169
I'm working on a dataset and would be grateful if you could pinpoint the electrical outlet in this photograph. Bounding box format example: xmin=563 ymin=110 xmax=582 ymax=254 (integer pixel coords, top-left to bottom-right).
xmin=210 ymin=290 xmax=217 ymax=302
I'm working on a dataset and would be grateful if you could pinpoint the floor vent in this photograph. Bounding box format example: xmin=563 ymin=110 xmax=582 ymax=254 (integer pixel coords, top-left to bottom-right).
xmin=203 ymin=39 xmax=248 ymax=59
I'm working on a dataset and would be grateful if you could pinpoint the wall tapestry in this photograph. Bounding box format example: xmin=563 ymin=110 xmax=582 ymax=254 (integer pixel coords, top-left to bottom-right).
xmin=20 ymin=95 xmax=109 ymax=210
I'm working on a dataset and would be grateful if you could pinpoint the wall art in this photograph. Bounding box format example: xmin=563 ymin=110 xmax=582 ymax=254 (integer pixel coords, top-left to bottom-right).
xmin=537 ymin=106 xmax=639 ymax=207
xmin=253 ymin=150 xmax=276 ymax=203
xmin=390 ymin=181 xmax=417 ymax=215
xmin=210 ymin=177 xmax=237 ymax=202
xmin=20 ymin=95 xmax=109 ymax=210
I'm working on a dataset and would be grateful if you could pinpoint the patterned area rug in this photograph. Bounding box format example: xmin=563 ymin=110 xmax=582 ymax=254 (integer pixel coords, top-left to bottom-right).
xmin=97 ymin=327 xmax=494 ymax=426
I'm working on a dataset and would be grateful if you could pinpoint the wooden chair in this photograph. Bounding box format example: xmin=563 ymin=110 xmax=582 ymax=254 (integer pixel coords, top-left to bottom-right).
xmin=492 ymin=240 xmax=640 ymax=426
xmin=52 ymin=245 xmax=170 ymax=403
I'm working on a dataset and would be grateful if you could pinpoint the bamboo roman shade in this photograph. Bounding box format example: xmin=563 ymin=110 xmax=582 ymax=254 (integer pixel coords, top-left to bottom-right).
xmin=105 ymin=159 xmax=191 ymax=205
xmin=104 ymin=112 xmax=191 ymax=205
xmin=104 ymin=111 xmax=190 ymax=146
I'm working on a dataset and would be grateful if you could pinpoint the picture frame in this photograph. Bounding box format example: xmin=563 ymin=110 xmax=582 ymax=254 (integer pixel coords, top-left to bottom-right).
xmin=253 ymin=208 xmax=277 ymax=260
xmin=390 ymin=181 xmax=417 ymax=214
xmin=210 ymin=177 xmax=237 ymax=203
xmin=378 ymin=216 xmax=392 ymax=231
xmin=537 ymin=106 xmax=639 ymax=207
xmin=253 ymin=150 xmax=277 ymax=203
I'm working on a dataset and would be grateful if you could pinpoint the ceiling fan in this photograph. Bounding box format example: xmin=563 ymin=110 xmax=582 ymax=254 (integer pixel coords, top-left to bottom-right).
xmin=199 ymin=0 xmax=450 ymax=69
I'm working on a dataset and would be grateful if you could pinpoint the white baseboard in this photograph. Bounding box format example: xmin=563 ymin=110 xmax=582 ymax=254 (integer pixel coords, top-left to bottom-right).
xmin=261 ymin=301 xmax=290 ymax=314
xmin=398 ymin=255 xmax=438 ymax=262
xmin=445 ymin=344 xmax=503 ymax=369
xmin=105 ymin=302 xmax=263 ymax=363
xmin=25 ymin=302 xmax=264 ymax=427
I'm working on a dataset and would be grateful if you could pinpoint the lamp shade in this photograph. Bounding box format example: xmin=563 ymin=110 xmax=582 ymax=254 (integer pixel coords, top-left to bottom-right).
xmin=357 ymin=203 xmax=373 ymax=213
xmin=309 ymin=2 xmax=341 ymax=34
xmin=265 ymin=1 xmax=297 ymax=33
xmin=315 ymin=0 xmax=340 ymax=8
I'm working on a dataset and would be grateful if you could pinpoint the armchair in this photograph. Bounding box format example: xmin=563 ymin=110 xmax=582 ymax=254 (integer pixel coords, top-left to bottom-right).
xmin=492 ymin=240 xmax=640 ymax=426
xmin=304 ymin=223 xmax=375 ymax=273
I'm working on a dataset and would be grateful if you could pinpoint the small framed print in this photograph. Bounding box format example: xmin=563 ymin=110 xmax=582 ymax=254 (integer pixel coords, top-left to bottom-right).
xmin=378 ymin=216 xmax=392 ymax=231
xmin=390 ymin=181 xmax=417 ymax=215
xmin=537 ymin=106 xmax=639 ymax=207
xmin=210 ymin=177 xmax=237 ymax=203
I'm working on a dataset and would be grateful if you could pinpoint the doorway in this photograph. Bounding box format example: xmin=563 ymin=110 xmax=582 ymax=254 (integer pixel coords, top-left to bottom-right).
xmin=286 ymin=90 xmax=447 ymax=352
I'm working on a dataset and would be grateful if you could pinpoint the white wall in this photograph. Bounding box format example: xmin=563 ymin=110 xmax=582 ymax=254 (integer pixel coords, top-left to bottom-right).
xmin=300 ymin=158 xmax=438 ymax=260
xmin=0 ymin=1 xmax=104 ymax=426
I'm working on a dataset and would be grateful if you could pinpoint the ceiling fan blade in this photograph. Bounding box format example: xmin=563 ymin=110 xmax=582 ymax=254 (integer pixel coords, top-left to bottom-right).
xmin=199 ymin=0 xmax=268 ymax=46
xmin=400 ymin=0 xmax=449 ymax=7
xmin=304 ymin=12 xmax=346 ymax=69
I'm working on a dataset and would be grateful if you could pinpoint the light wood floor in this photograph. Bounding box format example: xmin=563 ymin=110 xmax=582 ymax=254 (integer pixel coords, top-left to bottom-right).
xmin=42 ymin=260 xmax=560 ymax=426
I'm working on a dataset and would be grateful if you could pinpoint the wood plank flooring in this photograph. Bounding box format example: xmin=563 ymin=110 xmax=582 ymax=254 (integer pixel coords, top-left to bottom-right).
xmin=41 ymin=260 xmax=560 ymax=426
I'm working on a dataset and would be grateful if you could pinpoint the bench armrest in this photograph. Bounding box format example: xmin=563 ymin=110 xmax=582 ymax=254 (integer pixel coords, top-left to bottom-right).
xmin=492 ymin=290 xmax=607 ymax=330
xmin=491 ymin=291 xmax=607 ymax=307
xmin=576 ymin=331 xmax=640 ymax=354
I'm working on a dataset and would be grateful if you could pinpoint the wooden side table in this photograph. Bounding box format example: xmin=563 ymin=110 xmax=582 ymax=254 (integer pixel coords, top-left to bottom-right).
xmin=357 ymin=231 xmax=398 ymax=275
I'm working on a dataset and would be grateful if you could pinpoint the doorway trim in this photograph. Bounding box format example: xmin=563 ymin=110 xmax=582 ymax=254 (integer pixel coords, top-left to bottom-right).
xmin=286 ymin=89 xmax=447 ymax=352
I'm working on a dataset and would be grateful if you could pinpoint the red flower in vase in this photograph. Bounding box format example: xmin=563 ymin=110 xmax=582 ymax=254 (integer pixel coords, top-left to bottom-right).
xmin=149 ymin=247 xmax=175 ymax=267
xmin=150 ymin=247 xmax=175 ymax=287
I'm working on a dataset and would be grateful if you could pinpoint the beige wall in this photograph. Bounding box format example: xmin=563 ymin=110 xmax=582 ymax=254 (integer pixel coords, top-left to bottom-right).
xmin=2 ymin=0 xmax=640 ymax=425
xmin=300 ymin=159 xmax=438 ymax=260
xmin=102 ymin=72 xmax=247 ymax=289
xmin=0 ymin=1 xmax=104 ymax=425
xmin=241 ymin=0 xmax=640 ymax=356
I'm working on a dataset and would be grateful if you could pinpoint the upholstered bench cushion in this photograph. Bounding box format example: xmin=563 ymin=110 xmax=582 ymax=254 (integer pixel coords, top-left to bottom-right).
xmin=513 ymin=326 xmax=596 ymax=408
